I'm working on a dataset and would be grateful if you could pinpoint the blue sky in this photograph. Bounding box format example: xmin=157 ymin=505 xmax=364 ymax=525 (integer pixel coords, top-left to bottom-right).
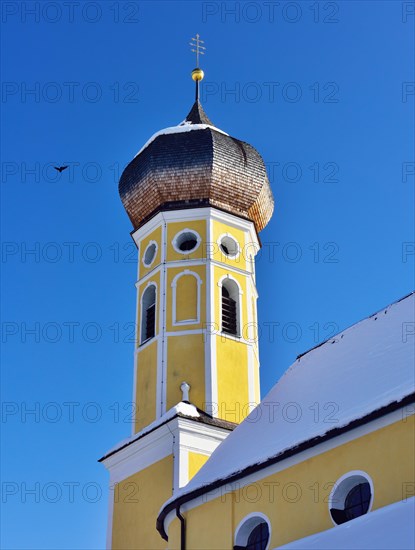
xmin=1 ymin=1 xmax=413 ymax=548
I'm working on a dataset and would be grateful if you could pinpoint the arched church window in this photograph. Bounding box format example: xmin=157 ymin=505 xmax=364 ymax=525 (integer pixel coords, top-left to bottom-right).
xmin=141 ymin=285 xmax=156 ymax=343
xmin=221 ymin=279 xmax=239 ymax=336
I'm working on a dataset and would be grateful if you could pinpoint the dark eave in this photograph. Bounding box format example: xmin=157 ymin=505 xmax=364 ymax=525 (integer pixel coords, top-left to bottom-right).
xmin=156 ymin=392 xmax=415 ymax=541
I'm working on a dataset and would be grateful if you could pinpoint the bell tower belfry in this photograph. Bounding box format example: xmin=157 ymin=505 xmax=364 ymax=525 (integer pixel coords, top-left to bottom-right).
xmin=100 ymin=41 xmax=274 ymax=549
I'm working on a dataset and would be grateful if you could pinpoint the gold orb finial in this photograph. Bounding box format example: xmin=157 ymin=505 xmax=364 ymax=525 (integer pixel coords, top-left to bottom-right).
xmin=189 ymin=34 xmax=206 ymax=101
xmin=191 ymin=68 xmax=204 ymax=82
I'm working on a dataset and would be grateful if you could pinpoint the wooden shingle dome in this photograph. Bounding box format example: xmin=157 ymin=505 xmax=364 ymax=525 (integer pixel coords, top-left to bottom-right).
xmin=119 ymin=101 xmax=274 ymax=232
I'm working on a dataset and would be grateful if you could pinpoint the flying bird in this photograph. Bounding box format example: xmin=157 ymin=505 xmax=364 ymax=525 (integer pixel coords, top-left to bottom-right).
xmin=54 ymin=166 xmax=68 ymax=173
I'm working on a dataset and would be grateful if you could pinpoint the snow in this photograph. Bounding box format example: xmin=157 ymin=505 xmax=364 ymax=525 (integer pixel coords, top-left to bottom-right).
xmin=164 ymin=293 xmax=415 ymax=504
xmin=275 ymin=497 xmax=415 ymax=549
xmin=134 ymin=122 xmax=228 ymax=158
xmin=101 ymin=402 xmax=199 ymax=459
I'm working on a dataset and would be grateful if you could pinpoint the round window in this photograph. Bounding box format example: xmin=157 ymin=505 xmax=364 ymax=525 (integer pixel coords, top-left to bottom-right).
xmin=219 ymin=235 xmax=239 ymax=258
xmin=329 ymin=473 xmax=373 ymax=526
xmin=235 ymin=515 xmax=270 ymax=550
xmin=143 ymin=242 xmax=157 ymax=266
xmin=174 ymin=231 xmax=200 ymax=254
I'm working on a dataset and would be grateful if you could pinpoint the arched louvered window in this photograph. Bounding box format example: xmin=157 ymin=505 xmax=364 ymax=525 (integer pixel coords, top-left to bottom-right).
xmin=221 ymin=279 xmax=239 ymax=336
xmin=141 ymin=285 xmax=156 ymax=343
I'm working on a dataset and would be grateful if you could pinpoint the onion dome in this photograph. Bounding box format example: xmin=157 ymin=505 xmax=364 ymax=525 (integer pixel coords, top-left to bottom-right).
xmin=119 ymin=100 xmax=274 ymax=233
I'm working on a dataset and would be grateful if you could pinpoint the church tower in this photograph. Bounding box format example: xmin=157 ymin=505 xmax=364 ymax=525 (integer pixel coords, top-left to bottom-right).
xmin=100 ymin=41 xmax=274 ymax=549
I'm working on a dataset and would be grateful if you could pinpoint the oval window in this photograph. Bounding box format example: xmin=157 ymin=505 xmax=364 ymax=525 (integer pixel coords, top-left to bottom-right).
xmin=235 ymin=515 xmax=270 ymax=550
xmin=329 ymin=472 xmax=373 ymax=525
xmin=174 ymin=230 xmax=200 ymax=254
xmin=220 ymin=235 xmax=239 ymax=258
xmin=143 ymin=242 xmax=157 ymax=266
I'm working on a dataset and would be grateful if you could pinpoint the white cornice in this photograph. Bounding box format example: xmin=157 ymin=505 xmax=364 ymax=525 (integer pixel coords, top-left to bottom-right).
xmin=101 ymin=414 xmax=233 ymax=485
xmin=131 ymin=208 xmax=259 ymax=252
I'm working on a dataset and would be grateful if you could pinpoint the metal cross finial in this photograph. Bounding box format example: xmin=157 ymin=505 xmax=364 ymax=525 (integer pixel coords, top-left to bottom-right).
xmin=190 ymin=34 xmax=205 ymax=67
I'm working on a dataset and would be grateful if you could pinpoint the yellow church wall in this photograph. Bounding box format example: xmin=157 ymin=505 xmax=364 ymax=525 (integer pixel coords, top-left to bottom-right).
xmin=170 ymin=415 xmax=414 ymax=548
xmin=188 ymin=452 xmax=210 ymax=480
xmin=166 ymin=220 xmax=207 ymax=262
xmin=166 ymin=334 xmax=205 ymax=411
xmin=212 ymin=219 xmax=249 ymax=271
xmin=167 ymin=519 xmax=182 ymax=550
xmin=135 ymin=340 xmax=158 ymax=433
xmin=166 ymin=265 xmax=206 ymax=331
xmin=186 ymin=496 xmax=234 ymax=550
xmin=111 ymin=455 xmax=172 ymax=550
xmin=139 ymin=225 xmax=162 ymax=278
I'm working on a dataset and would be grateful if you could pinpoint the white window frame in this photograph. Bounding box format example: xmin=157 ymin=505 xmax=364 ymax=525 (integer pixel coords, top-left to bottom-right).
xmin=171 ymin=270 xmax=202 ymax=326
xmin=172 ymin=228 xmax=202 ymax=255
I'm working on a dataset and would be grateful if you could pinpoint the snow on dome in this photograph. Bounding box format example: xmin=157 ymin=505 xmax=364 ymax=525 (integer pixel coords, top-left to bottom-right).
xmin=275 ymin=497 xmax=415 ymax=549
xmin=162 ymin=292 xmax=415 ymax=509
xmin=134 ymin=123 xmax=228 ymax=158
xmin=119 ymin=99 xmax=274 ymax=233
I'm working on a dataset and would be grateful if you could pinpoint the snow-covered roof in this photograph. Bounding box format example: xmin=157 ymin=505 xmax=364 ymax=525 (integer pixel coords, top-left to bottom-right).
xmin=160 ymin=293 xmax=415 ymax=513
xmin=99 ymin=402 xmax=200 ymax=460
xmin=276 ymin=497 xmax=415 ymax=550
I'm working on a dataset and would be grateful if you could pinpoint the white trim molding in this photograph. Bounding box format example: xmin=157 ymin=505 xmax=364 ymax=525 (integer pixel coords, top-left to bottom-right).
xmin=131 ymin=207 xmax=259 ymax=257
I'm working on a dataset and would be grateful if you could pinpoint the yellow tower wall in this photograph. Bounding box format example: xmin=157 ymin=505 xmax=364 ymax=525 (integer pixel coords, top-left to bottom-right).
xmin=131 ymin=210 xmax=260 ymax=432
xmin=135 ymin=270 xmax=161 ymax=433
xmin=135 ymin=339 xmax=158 ymax=433
xmin=166 ymin=334 xmax=205 ymax=411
